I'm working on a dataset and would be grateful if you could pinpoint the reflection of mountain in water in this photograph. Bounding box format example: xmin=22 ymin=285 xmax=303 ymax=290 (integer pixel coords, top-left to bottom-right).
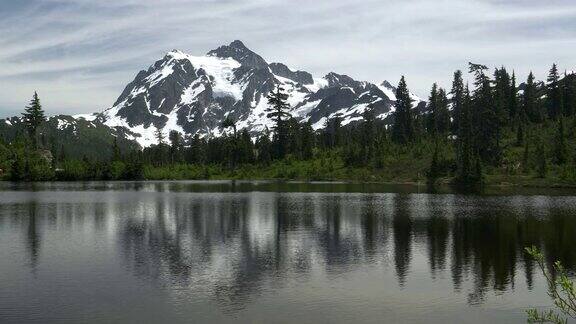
xmin=1 ymin=191 xmax=576 ymax=312
xmin=114 ymin=193 xmax=576 ymax=311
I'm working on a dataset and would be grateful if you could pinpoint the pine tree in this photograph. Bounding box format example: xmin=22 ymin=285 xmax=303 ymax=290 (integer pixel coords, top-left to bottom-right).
xmin=547 ymin=63 xmax=563 ymax=120
xmin=516 ymin=122 xmax=524 ymax=147
xmin=169 ymin=130 xmax=183 ymax=163
xmin=427 ymin=83 xmax=439 ymax=135
xmin=524 ymin=72 xmax=541 ymax=123
xmin=412 ymin=114 xmax=426 ymax=141
xmin=298 ymin=122 xmax=314 ymax=160
xmin=361 ymin=107 xmax=376 ymax=162
xmin=286 ymin=118 xmax=301 ymax=155
xmin=436 ymin=88 xmax=450 ymax=134
xmin=256 ymin=132 xmax=273 ymax=165
xmin=522 ymin=140 xmax=530 ymax=173
xmin=493 ymin=67 xmax=512 ymax=125
xmin=392 ymin=76 xmax=414 ymax=144
xmin=323 ymin=115 xmax=342 ymax=149
xmin=22 ymin=92 xmax=46 ymax=148
xmin=455 ymin=86 xmax=477 ymax=184
xmin=153 ymin=127 xmax=166 ymax=166
xmin=266 ymin=85 xmax=292 ymax=158
xmin=510 ymin=71 xmax=518 ymax=121
xmin=474 ymin=153 xmax=483 ymax=183
xmin=58 ymin=144 xmax=66 ymax=163
xmin=155 ymin=127 xmax=165 ymax=145
xmin=187 ymin=134 xmax=206 ymax=164
xmin=451 ymin=70 xmax=465 ymax=137
xmin=222 ymin=116 xmax=237 ymax=136
xmin=563 ymin=72 xmax=576 ymax=117
xmin=236 ymin=129 xmax=255 ymax=164
xmin=536 ymin=141 xmax=547 ymax=178
xmin=425 ymin=84 xmax=450 ymax=136
xmin=427 ymin=142 xmax=442 ymax=184
xmin=553 ymin=117 xmax=568 ymax=165
xmin=469 ymin=62 xmax=501 ymax=165
xmin=112 ymin=137 xmax=121 ymax=161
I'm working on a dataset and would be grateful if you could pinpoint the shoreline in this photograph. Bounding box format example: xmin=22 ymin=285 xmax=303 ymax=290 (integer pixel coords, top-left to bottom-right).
xmin=2 ymin=177 xmax=576 ymax=195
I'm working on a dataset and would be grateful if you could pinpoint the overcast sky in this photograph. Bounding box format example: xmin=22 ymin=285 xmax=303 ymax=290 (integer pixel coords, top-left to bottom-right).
xmin=0 ymin=0 xmax=575 ymax=117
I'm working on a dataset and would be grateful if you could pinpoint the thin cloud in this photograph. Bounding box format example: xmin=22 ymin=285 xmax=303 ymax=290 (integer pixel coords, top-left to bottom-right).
xmin=0 ymin=0 xmax=575 ymax=116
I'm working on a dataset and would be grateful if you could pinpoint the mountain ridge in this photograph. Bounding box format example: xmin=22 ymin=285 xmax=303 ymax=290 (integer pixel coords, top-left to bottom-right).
xmin=92 ymin=40 xmax=425 ymax=147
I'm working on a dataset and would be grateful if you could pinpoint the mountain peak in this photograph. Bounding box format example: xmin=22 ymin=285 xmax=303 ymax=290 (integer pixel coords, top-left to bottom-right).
xmin=164 ymin=49 xmax=188 ymax=60
xmin=207 ymin=40 xmax=268 ymax=70
xmin=380 ymin=80 xmax=395 ymax=89
xmin=324 ymin=72 xmax=358 ymax=88
xmin=229 ymin=40 xmax=248 ymax=50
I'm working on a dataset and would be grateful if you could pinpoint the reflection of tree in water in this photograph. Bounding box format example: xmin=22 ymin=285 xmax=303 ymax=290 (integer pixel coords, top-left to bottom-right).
xmin=0 ymin=201 xmax=42 ymax=273
xmin=26 ymin=202 xmax=41 ymax=272
xmin=424 ymin=196 xmax=449 ymax=278
xmin=116 ymin=192 xmax=576 ymax=310
xmin=360 ymin=195 xmax=388 ymax=261
xmin=448 ymin=198 xmax=576 ymax=305
xmin=393 ymin=194 xmax=412 ymax=287
xmin=315 ymin=196 xmax=363 ymax=273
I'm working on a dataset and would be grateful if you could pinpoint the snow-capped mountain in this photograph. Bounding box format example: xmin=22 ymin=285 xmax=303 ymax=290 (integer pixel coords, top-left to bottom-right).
xmin=96 ymin=40 xmax=424 ymax=147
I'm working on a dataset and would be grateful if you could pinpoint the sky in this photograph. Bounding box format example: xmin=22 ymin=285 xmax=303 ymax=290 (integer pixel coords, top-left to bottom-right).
xmin=0 ymin=0 xmax=575 ymax=117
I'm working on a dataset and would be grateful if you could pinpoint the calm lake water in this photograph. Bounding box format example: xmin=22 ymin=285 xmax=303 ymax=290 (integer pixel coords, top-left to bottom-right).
xmin=1 ymin=181 xmax=575 ymax=323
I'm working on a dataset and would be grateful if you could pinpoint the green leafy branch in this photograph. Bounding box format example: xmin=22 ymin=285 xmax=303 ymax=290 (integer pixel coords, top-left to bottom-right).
xmin=525 ymin=246 xmax=576 ymax=324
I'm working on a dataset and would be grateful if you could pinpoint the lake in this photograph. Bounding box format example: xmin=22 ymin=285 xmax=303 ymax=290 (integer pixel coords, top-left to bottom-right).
xmin=1 ymin=181 xmax=575 ymax=323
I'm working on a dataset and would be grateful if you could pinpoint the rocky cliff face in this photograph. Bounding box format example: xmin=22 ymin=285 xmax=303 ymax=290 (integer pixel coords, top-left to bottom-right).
xmin=97 ymin=40 xmax=424 ymax=147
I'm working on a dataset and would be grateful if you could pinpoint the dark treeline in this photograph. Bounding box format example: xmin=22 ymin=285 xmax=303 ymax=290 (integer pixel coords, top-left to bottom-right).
xmin=2 ymin=63 xmax=576 ymax=184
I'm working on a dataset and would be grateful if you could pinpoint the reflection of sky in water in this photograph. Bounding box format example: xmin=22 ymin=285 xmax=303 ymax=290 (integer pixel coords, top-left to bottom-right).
xmin=0 ymin=182 xmax=575 ymax=323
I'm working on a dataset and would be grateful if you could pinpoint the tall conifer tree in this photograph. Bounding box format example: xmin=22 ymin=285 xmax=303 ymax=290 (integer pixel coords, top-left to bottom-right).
xmin=392 ymin=76 xmax=414 ymax=144
xmin=563 ymin=72 xmax=575 ymax=117
xmin=266 ymin=85 xmax=292 ymax=158
xmin=524 ymin=72 xmax=541 ymax=123
xmin=451 ymin=70 xmax=465 ymax=137
xmin=22 ymin=92 xmax=45 ymax=148
xmin=509 ymin=71 xmax=518 ymax=121
xmin=426 ymin=83 xmax=439 ymax=135
xmin=455 ymin=86 xmax=477 ymax=184
xmin=547 ymin=63 xmax=563 ymax=120
xmin=436 ymin=88 xmax=450 ymax=134
xmin=469 ymin=62 xmax=501 ymax=165
xmin=553 ymin=117 xmax=568 ymax=165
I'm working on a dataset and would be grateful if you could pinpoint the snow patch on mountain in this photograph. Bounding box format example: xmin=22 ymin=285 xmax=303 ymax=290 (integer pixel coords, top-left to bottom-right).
xmin=173 ymin=52 xmax=244 ymax=100
xmin=73 ymin=113 xmax=98 ymax=121
xmin=181 ymin=81 xmax=206 ymax=105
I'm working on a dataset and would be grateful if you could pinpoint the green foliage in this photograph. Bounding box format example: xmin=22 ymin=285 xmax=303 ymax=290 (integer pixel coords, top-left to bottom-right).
xmin=0 ymin=141 xmax=10 ymax=176
xmin=525 ymin=246 xmax=576 ymax=324
xmin=7 ymin=140 xmax=54 ymax=181
xmin=107 ymin=161 xmax=127 ymax=180
xmin=427 ymin=143 xmax=442 ymax=184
